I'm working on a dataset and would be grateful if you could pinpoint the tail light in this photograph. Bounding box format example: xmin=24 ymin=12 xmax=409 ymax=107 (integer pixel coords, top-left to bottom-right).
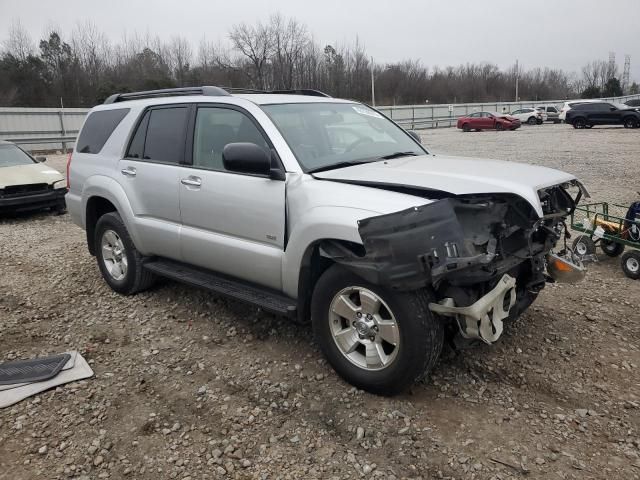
xmin=66 ymin=151 xmax=72 ymax=189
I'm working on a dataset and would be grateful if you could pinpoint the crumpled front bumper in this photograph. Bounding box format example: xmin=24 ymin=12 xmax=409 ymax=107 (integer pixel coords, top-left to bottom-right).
xmin=429 ymin=274 xmax=517 ymax=344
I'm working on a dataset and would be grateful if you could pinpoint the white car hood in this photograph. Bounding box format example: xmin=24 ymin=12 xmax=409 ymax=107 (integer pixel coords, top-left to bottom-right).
xmin=313 ymin=154 xmax=577 ymax=217
xmin=0 ymin=163 xmax=63 ymax=189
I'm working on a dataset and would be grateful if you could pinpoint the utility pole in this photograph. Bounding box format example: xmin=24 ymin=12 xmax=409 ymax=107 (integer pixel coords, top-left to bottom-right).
xmin=371 ymin=56 xmax=376 ymax=106
xmin=622 ymin=55 xmax=631 ymax=94
xmin=514 ymin=59 xmax=519 ymax=103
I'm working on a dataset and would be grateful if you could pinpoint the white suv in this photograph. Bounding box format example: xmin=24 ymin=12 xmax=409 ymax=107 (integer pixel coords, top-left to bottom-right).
xmin=67 ymin=86 xmax=585 ymax=394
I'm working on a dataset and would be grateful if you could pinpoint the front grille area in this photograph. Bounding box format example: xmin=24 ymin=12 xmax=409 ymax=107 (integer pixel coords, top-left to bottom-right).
xmin=1 ymin=183 xmax=50 ymax=198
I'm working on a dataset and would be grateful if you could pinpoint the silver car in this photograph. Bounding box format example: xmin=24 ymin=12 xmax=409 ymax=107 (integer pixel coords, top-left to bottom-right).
xmin=67 ymin=86 xmax=585 ymax=394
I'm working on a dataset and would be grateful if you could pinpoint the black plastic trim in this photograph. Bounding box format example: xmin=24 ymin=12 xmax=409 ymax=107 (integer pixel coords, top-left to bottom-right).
xmin=143 ymin=258 xmax=297 ymax=318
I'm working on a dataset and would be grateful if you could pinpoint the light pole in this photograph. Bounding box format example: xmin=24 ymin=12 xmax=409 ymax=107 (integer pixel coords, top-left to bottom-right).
xmin=371 ymin=56 xmax=376 ymax=106
xmin=515 ymin=59 xmax=519 ymax=103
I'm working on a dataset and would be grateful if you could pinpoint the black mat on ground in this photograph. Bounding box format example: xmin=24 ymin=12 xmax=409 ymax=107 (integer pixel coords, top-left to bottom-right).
xmin=0 ymin=353 xmax=70 ymax=385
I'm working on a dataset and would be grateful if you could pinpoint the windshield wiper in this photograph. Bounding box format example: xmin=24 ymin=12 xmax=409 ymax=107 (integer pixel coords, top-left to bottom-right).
xmin=307 ymin=160 xmax=375 ymax=174
xmin=380 ymin=151 xmax=419 ymax=160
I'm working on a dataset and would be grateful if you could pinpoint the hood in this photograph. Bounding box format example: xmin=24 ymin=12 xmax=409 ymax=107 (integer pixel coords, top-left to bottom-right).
xmin=313 ymin=154 xmax=576 ymax=217
xmin=0 ymin=163 xmax=64 ymax=189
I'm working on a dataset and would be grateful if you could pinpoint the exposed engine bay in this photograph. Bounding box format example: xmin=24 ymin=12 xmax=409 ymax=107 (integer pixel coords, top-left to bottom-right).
xmin=322 ymin=181 xmax=587 ymax=343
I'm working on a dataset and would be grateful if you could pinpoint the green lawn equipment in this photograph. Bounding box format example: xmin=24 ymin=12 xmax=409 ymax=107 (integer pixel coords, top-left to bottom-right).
xmin=570 ymin=200 xmax=640 ymax=279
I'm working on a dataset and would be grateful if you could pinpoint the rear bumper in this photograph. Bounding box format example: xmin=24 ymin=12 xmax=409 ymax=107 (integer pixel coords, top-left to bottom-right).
xmin=0 ymin=188 xmax=67 ymax=213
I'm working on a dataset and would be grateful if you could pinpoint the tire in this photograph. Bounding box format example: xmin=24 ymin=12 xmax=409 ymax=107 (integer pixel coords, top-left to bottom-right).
xmin=623 ymin=117 xmax=638 ymax=129
xmin=311 ymin=265 xmax=444 ymax=395
xmin=573 ymin=118 xmax=586 ymax=129
xmin=621 ymin=251 xmax=640 ymax=280
xmin=600 ymin=239 xmax=625 ymax=257
xmin=527 ymin=116 xmax=537 ymax=125
xmin=572 ymin=235 xmax=596 ymax=256
xmin=536 ymin=118 xmax=543 ymax=125
xmin=95 ymin=212 xmax=156 ymax=295
xmin=462 ymin=123 xmax=470 ymax=132
xmin=495 ymin=122 xmax=504 ymax=131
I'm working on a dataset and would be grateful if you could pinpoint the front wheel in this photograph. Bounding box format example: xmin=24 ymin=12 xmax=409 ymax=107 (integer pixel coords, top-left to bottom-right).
xmin=495 ymin=122 xmax=504 ymax=131
xmin=527 ymin=116 xmax=537 ymax=125
xmin=462 ymin=123 xmax=470 ymax=132
xmin=311 ymin=265 xmax=444 ymax=395
xmin=623 ymin=117 xmax=638 ymax=129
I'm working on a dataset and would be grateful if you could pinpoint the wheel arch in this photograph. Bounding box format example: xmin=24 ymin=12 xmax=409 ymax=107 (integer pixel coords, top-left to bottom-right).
xmin=81 ymin=176 xmax=142 ymax=255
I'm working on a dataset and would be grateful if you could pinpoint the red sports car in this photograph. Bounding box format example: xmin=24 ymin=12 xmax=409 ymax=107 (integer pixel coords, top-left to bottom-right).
xmin=457 ymin=112 xmax=521 ymax=131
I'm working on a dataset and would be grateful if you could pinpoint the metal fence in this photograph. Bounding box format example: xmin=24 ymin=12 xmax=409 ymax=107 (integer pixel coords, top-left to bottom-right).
xmin=1 ymin=93 xmax=640 ymax=151
xmin=0 ymin=106 xmax=88 ymax=152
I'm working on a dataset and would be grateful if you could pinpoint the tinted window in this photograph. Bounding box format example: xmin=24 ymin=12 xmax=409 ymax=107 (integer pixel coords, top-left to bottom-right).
xmin=0 ymin=144 xmax=35 ymax=167
xmin=126 ymin=111 xmax=150 ymax=159
xmin=76 ymin=108 xmax=129 ymax=154
xmin=193 ymin=107 xmax=269 ymax=171
xmin=143 ymin=107 xmax=189 ymax=163
xmin=547 ymin=107 xmax=558 ymax=113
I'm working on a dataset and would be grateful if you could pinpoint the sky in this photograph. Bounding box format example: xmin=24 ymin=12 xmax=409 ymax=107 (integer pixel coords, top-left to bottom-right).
xmin=1 ymin=0 xmax=639 ymax=82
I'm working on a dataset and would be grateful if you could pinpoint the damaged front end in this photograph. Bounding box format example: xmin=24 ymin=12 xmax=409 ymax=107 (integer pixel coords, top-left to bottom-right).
xmin=322 ymin=182 xmax=586 ymax=344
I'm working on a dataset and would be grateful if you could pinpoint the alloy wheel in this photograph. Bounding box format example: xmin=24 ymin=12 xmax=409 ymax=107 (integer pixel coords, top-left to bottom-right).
xmin=328 ymin=286 xmax=400 ymax=371
xmin=101 ymin=229 xmax=128 ymax=281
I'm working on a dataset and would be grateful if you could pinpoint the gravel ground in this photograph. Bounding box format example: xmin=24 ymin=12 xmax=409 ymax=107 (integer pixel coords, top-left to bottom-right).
xmin=1 ymin=124 xmax=639 ymax=480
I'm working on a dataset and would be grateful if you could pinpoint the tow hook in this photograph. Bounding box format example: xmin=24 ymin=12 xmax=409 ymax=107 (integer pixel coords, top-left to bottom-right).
xmin=428 ymin=274 xmax=517 ymax=344
xmin=546 ymin=252 xmax=586 ymax=283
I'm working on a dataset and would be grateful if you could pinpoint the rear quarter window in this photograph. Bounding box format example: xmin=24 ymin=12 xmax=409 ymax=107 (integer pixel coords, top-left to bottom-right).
xmin=76 ymin=108 xmax=130 ymax=154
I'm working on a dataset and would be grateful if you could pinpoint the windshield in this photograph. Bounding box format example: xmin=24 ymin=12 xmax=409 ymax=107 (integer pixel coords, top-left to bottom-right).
xmin=261 ymin=102 xmax=427 ymax=172
xmin=0 ymin=144 xmax=36 ymax=168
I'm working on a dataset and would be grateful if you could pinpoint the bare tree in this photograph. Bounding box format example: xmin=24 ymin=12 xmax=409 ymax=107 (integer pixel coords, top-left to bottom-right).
xmin=229 ymin=21 xmax=274 ymax=89
xmin=3 ymin=20 xmax=34 ymax=60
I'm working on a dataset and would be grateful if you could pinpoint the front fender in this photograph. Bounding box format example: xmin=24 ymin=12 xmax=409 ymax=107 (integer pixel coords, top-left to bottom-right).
xmin=282 ymin=206 xmax=377 ymax=298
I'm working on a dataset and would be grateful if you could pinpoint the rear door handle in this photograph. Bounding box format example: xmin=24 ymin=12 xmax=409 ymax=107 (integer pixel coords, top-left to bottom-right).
xmin=121 ymin=167 xmax=137 ymax=177
xmin=181 ymin=176 xmax=202 ymax=187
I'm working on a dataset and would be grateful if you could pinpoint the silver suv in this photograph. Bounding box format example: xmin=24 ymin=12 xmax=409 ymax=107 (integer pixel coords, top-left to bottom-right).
xmin=67 ymin=86 xmax=585 ymax=394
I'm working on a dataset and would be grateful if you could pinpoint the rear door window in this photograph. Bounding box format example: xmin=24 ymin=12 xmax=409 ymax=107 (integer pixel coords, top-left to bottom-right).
xmin=76 ymin=108 xmax=130 ymax=154
xmin=139 ymin=107 xmax=189 ymax=164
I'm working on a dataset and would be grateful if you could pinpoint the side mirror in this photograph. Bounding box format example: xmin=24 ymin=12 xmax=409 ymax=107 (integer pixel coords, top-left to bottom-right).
xmin=610 ymin=107 xmax=617 ymax=111
xmin=406 ymin=130 xmax=422 ymax=144
xmin=35 ymin=156 xmax=47 ymax=162
xmin=222 ymin=143 xmax=284 ymax=180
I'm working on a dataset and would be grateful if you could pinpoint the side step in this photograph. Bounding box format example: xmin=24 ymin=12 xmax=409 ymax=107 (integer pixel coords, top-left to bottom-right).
xmin=144 ymin=258 xmax=297 ymax=318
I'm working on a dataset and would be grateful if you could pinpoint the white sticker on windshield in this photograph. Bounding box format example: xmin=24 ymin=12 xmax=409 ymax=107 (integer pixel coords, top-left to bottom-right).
xmin=352 ymin=105 xmax=383 ymax=119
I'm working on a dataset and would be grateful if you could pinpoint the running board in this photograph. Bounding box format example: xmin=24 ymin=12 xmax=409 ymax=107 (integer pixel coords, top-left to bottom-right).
xmin=144 ymin=258 xmax=297 ymax=318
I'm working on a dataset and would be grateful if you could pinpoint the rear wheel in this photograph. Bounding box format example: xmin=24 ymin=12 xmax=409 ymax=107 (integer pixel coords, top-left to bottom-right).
xmin=601 ymin=239 xmax=625 ymax=257
xmin=95 ymin=212 xmax=156 ymax=295
xmin=495 ymin=122 xmax=504 ymax=131
xmin=311 ymin=265 xmax=444 ymax=395
xmin=572 ymin=118 xmax=587 ymax=129
xmin=621 ymin=251 xmax=640 ymax=279
xmin=572 ymin=235 xmax=596 ymax=256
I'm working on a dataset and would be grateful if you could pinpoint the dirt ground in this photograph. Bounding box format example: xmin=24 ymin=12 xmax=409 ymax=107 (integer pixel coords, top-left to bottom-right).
xmin=1 ymin=123 xmax=639 ymax=480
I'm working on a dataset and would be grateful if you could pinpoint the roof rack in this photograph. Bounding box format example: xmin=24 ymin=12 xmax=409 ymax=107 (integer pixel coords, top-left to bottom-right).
xmin=103 ymin=86 xmax=230 ymax=104
xmin=269 ymin=89 xmax=331 ymax=97
xmin=103 ymin=86 xmax=331 ymax=104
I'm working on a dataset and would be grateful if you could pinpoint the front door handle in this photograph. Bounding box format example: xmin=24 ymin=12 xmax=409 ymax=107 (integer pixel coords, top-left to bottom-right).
xmin=121 ymin=167 xmax=137 ymax=177
xmin=181 ymin=176 xmax=202 ymax=187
